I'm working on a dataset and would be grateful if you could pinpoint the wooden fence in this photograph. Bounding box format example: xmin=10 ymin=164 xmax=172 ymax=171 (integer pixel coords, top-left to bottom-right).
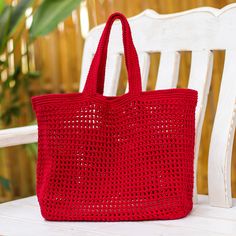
xmin=0 ymin=0 xmax=235 ymax=202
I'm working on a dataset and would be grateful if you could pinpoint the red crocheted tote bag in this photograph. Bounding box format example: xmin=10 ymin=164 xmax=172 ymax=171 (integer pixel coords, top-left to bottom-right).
xmin=32 ymin=12 xmax=198 ymax=221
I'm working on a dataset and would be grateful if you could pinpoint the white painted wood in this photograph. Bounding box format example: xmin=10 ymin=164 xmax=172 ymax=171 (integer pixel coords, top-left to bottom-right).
xmin=84 ymin=4 xmax=236 ymax=56
xmin=0 ymin=125 xmax=38 ymax=148
xmin=155 ymin=51 xmax=180 ymax=89
xmin=208 ymin=49 xmax=236 ymax=208
xmin=0 ymin=195 xmax=235 ymax=236
xmin=0 ymin=4 xmax=236 ymax=233
xmin=188 ymin=50 xmax=214 ymax=203
xmin=126 ymin=52 xmax=150 ymax=93
xmin=70 ymin=2 xmax=236 ymax=209
xmin=103 ymin=54 xmax=122 ymax=96
xmin=79 ymin=38 xmax=95 ymax=93
xmin=138 ymin=52 xmax=150 ymax=91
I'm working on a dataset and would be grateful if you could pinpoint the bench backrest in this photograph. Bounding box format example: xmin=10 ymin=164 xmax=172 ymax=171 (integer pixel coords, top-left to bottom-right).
xmin=79 ymin=4 xmax=236 ymax=208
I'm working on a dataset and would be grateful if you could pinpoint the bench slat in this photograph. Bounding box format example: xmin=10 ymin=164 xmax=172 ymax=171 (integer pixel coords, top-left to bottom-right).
xmin=208 ymin=49 xmax=236 ymax=208
xmin=188 ymin=50 xmax=214 ymax=203
xmin=104 ymin=54 xmax=122 ymax=96
xmin=0 ymin=195 xmax=235 ymax=236
xmin=125 ymin=52 xmax=150 ymax=93
xmin=155 ymin=51 xmax=180 ymax=89
xmin=0 ymin=125 xmax=38 ymax=148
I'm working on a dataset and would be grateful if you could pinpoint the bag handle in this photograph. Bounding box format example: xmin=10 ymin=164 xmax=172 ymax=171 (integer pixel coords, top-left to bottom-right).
xmin=82 ymin=12 xmax=142 ymax=95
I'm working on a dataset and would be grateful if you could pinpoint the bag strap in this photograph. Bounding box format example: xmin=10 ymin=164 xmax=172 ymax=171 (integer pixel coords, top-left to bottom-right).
xmin=82 ymin=12 xmax=142 ymax=95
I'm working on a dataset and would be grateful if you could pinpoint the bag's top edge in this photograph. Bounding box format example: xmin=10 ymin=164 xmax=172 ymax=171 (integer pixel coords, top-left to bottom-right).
xmin=31 ymin=88 xmax=198 ymax=110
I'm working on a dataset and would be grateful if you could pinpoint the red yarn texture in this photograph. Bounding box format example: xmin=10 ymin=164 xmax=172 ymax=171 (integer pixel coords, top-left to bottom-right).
xmin=32 ymin=12 xmax=198 ymax=221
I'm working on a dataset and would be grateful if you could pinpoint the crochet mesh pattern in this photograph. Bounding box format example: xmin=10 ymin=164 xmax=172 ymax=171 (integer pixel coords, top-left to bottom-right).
xmin=32 ymin=12 xmax=198 ymax=221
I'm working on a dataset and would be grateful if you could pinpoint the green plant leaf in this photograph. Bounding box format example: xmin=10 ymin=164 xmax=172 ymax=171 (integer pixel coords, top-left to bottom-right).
xmin=1 ymin=105 xmax=21 ymax=125
xmin=0 ymin=5 xmax=12 ymax=53
xmin=30 ymin=0 xmax=81 ymax=40
xmin=25 ymin=142 xmax=38 ymax=157
xmin=27 ymin=71 xmax=41 ymax=79
xmin=0 ymin=176 xmax=11 ymax=191
xmin=0 ymin=59 xmax=8 ymax=67
xmin=8 ymin=0 xmax=33 ymax=36
xmin=0 ymin=0 xmax=32 ymax=54
xmin=0 ymin=0 xmax=5 ymax=14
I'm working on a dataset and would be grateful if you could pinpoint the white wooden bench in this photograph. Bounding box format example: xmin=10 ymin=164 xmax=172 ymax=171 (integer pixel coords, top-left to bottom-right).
xmin=0 ymin=3 xmax=236 ymax=236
